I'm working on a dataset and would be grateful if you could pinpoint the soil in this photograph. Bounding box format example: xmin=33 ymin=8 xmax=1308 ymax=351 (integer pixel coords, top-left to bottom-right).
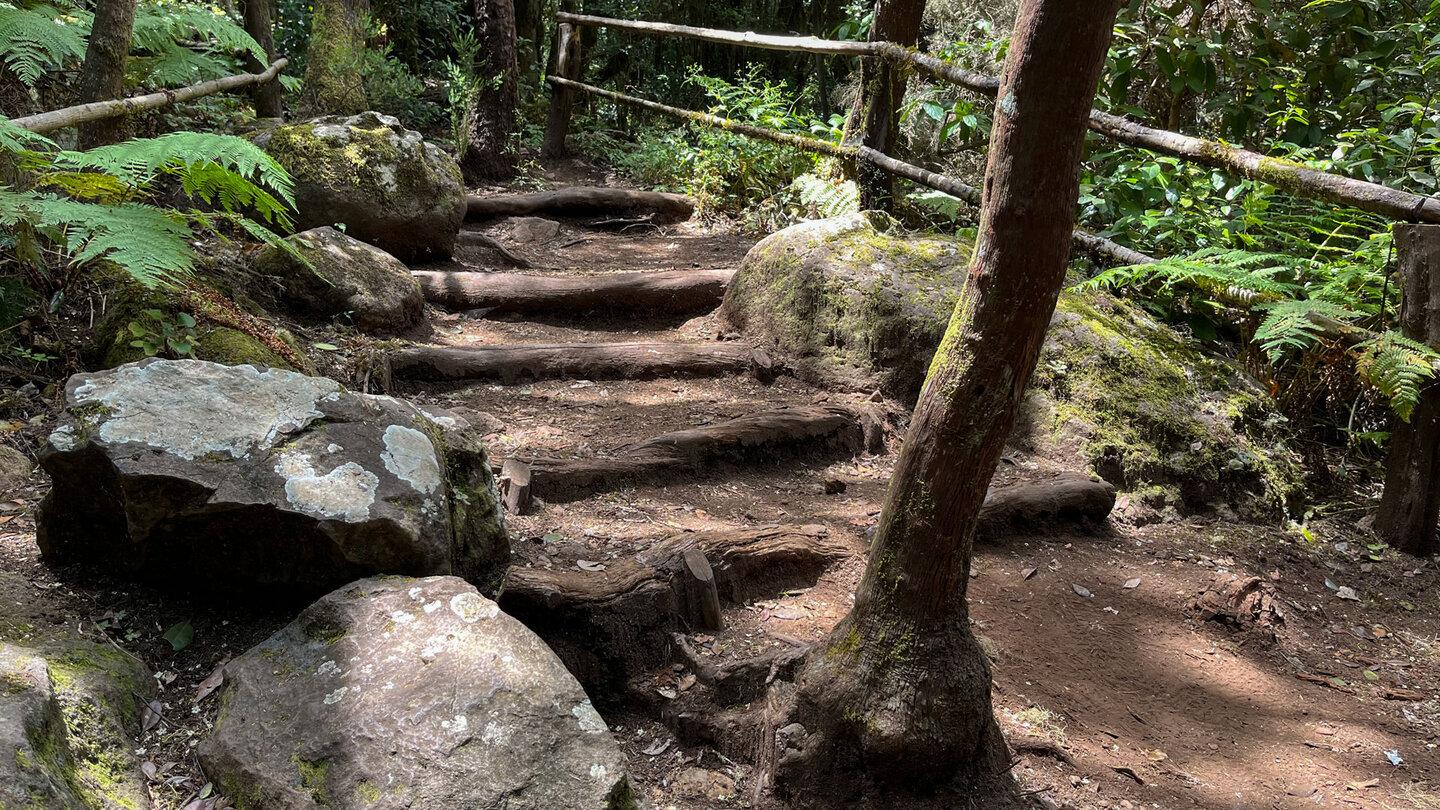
xmin=1 ymin=157 xmax=1437 ymax=810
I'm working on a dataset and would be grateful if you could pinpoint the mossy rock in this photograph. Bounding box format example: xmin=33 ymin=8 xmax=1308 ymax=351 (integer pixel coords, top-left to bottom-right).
xmin=723 ymin=215 xmax=1303 ymax=518
xmin=251 ymin=226 xmax=423 ymax=334
xmin=94 ymin=285 xmax=302 ymax=372
xmin=0 ymin=638 xmax=152 ymax=810
xmin=255 ymin=112 xmax=465 ymax=262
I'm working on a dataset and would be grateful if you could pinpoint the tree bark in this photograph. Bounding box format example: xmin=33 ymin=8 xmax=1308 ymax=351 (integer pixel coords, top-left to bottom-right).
xmin=466 ymin=186 xmax=696 ymax=222
xmin=301 ymin=0 xmax=369 ymax=115
xmin=388 ymin=341 xmax=772 ymax=383
xmin=242 ymin=0 xmax=283 ymax=118
xmin=462 ymin=0 xmax=519 ymax=181
xmin=775 ymin=0 xmax=1125 ymax=798
xmin=1374 ymin=224 xmax=1440 ymax=557
xmin=412 ymin=269 xmax=733 ymax=314
xmin=75 ymin=0 xmax=138 ymax=149
xmin=846 ymin=0 xmax=926 ymax=211
xmin=541 ymin=11 xmax=582 ymax=158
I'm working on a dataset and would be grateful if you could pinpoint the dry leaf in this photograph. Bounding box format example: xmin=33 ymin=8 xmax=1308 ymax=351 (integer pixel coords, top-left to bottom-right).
xmin=1072 ymin=584 xmax=1094 ymax=598
xmin=1143 ymin=749 xmax=1168 ymax=762
xmin=1021 ymin=567 xmax=1037 ymax=580
xmin=576 ymin=560 xmax=606 ymax=572
xmin=141 ymin=761 xmax=158 ymax=781
xmin=194 ymin=665 xmax=225 ymax=704
xmin=1346 ymin=779 xmax=1380 ymax=790
xmin=1335 ymin=586 xmax=1360 ymax=601
xmin=1124 ymin=578 xmax=1142 ymax=589
xmin=655 ymin=687 xmax=678 ymax=700
xmin=642 ymin=739 xmax=670 ymax=756
xmin=678 ymin=674 xmax=697 ymax=691
xmin=140 ymin=699 xmax=164 ymax=733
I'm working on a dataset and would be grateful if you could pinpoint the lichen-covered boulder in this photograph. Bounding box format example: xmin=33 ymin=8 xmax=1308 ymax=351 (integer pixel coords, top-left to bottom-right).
xmin=256 ymin=112 xmax=466 ymax=262
xmin=36 ymin=360 xmax=508 ymax=597
xmin=720 ymin=213 xmax=968 ymax=401
xmin=252 ymin=226 xmax=423 ymax=333
xmin=199 ymin=575 xmax=637 ymax=810
xmin=723 ymin=215 xmax=1302 ymax=517
xmin=0 ymin=639 xmax=152 ymax=810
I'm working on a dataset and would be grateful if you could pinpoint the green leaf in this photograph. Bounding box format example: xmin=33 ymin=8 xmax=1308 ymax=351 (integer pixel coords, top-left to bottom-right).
xmin=162 ymin=621 xmax=194 ymax=651
xmin=312 ymin=342 xmax=340 ymax=351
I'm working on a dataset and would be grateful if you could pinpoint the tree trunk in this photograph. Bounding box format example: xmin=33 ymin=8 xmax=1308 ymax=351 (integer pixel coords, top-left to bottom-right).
xmin=462 ymin=0 xmax=519 ymax=181
xmin=242 ymin=0 xmax=283 ymax=118
xmin=845 ymin=0 xmax=925 ymax=211
xmin=774 ymin=0 xmax=1125 ymax=799
xmin=1374 ymin=224 xmax=1440 ymax=557
xmin=301 ymin=0 xmax=369 ymax=115
xmin=75 ymin=0 xmax=137 ymax=149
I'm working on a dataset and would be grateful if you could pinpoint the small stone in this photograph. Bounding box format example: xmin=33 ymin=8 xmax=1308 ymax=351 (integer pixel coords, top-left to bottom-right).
xmin=823 ymin=478 xmax=847 ymax=495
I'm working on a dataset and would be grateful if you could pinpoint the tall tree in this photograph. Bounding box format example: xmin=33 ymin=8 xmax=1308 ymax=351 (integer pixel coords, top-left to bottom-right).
xmin=75 ymin=0 xmax=138 ymax=149
xmin=845 ymin=0 xmax=925 ymax=211
xmin=302 ymin=0 xmax=369 ymax=115
xmin=774 ymin=0 xmax=1126 ymax=799
xmin=461 ymin=0 xmax=519 ymax=181
xmin=242 ymin=0 xmax=284 ymax=119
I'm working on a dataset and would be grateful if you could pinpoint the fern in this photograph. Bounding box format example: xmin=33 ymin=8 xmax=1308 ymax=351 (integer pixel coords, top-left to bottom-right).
xmin=1081 ymin=247 xmax=1309 ymax=305
xmin=1354 ymin=332 xmax=1439 ymax=422
xmin=0 ymin=1 xmax=88 ymax=86
xmin=1252 ymin=299 xmax=1360 ymax=363
xmin=790 ymin=173 xmax=860 ymax=219
xmin=129 ymin=39 xmax=229 ymax=86
xmin=129 ymin=1 xmax=264 ymax=86
xmin=0 ymin=189 xmax=195 ymax=287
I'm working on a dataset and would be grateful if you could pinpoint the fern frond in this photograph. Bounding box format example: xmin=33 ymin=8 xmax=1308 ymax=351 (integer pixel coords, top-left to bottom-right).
xmin=0 ymin=2 xmax=88 ymax=86
xmin=1354 ymin=331 xmax=1440 ymax=422
xmin=1252 ymin=299 xmax=1359 ymax=363
xmin=128 ymin=39 xmax=228 ymax=86
xmin=790 ymin=173 xmax=859 ymax=219
xmin=132 ymin=2 xmax=264 ymax=63
xmin=1081 ymin=247 xmax=1310 ymax=306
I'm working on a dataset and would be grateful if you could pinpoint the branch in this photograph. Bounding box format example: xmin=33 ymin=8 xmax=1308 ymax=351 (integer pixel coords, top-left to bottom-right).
xmin=11 ymin=59 xmax=290 ymax=134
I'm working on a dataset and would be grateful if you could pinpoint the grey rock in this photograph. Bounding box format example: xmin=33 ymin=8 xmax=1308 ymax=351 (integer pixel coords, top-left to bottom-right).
xmin=0 ymin=443 xmax=32 ymax=493
xmin=37 ymin=360 xmax=507 ymax=597
xmin=0 ymin=639 xmax=152 ymax=810
xmin=253 ymin=227 xmax=423 ymax=334
xmin=257 ymin=112 xmax=466 ymax=262
xmin=199 ymin=575 xmax=637 ymax=810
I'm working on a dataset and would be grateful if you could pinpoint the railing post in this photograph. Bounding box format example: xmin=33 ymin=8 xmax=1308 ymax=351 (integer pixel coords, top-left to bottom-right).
xmin=1374 ymin=223 xmax=1440 ymax=557
xmin=542 ymin=16 xmax=583 ymax=158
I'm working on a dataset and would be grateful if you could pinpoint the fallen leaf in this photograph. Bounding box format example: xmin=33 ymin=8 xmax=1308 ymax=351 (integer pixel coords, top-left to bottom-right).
xmin=678 ymin=674 xmax=697 ymax=691
xmin=1347 ymin=778 xmax=1380 ymax=790
xmin=1335 ymin=586 xmax=1360 ymax=601
xmin=140 ymin=699 xmax=164 ymax=733
xmin=642 ymin=739 xmax=670 ymax=756
xmin=1123 ymin=578 xmax=1142 ymax=589
xmin=141 ymin=761 xmax=157 ymax=781
xmin=693 ymin=634 xmax=714 ymax=644
xmin=1143 ymin=748 xmax=1168 ymax=762
xmin=1072 ymin=584 xmax=1094 ymax=598
xmin=656 ymin=687 xmax=678 ymax=700
xmin=1021 ymin=567 xmax=1037 ymax=580
xmin=1363 ymin=670 xmax=1380 ymax=681
xmin=162 ymin=621 xmax=194 ymax=651
xmin=194 ymin=665 xmax=225 ymax=704
xmin=576 ymin=560 xmax=606 ymax=572
xmin=312 ymin=343 xmax=340 ymax=351
xmin=541 ymin=532 xmax=564 ymax=544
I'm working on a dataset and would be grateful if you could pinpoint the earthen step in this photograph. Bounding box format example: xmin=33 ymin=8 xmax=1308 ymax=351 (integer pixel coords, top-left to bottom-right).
xmin=388 ymin=341 xmax=775 ymax=384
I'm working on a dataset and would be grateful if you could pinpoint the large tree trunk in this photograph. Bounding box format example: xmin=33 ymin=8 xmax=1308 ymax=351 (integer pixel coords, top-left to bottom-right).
xmin=301 ymin=0 xmax=369 ymax=115
xmin=774 ymin=0 xmax=1125 ymax=800
xmin=242 ymin=0 xmax=283 ymax=118
xmin=75 ymin=0 xmax=137 ymax=149
xmin=845 ymin=0 xmax=925 ymax=211
xmin=462 ymin=0 xmax=519 ymax=181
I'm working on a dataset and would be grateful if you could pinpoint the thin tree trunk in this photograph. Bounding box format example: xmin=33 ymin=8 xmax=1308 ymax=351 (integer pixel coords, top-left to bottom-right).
xmin=242 ymin=0 xmax=283 ymax=118
xmin=302 ymin=0 xmax=369 ymax=116
xmin=462 ymin=0 xmax=519 ymax=181
xmin=845 ymin=0 xmax=925 ymax=211
xmin=775 ymin=0 xmax=1125 ymax=799
xmin=76 ymin=0 xmax=137 ymax=149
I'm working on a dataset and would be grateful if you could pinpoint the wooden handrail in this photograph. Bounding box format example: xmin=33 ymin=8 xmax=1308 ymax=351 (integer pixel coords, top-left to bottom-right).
xmin=11 ymin=59 xmax=289 ymax=134
xmin=554 ymin=12 xmax=1440 ymax=224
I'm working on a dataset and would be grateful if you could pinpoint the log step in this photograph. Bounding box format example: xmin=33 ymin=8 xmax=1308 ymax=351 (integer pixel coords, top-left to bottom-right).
xmin=466 ymin=187 xmax=696 ymax=224
xmin=494 ymin=405 xmax=867 ymax=499
xmin=413 ymin=268 xmax=734 ymax=314
xmin=388 ymin=341 xmax=776 ymax=383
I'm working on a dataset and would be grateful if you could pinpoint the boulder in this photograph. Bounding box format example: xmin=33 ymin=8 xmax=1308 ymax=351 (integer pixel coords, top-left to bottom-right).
xmin=723 ymin=215 xmax=1302 ymax=517
xmin=199 ymin=575 xmax=637 ymax=810
xmin=256 ymin=112 xmax=466 ymax=262
xmin=0 ymin=639 xmax=152 ymax=810
xmin=0 ymin=443 xmax=32 ymax=493
xmin=252 ymin=226 xmax=424 ymax=333
xmin=36 ymin=360 xmax=508 ymax=597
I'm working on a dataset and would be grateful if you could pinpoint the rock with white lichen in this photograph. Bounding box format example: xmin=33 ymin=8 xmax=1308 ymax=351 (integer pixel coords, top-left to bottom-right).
xmin=36 ymin=359 xmax=507 ymax=597
xmin=199 ymin=575 xmax=638 ymax=810
xmin=256 ymin=112 xmax=466 ymax=262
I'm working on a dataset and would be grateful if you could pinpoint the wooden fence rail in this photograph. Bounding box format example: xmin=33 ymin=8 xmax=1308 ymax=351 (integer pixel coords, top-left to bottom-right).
xmin=552 ymin=13 xmax=1440 ymax=225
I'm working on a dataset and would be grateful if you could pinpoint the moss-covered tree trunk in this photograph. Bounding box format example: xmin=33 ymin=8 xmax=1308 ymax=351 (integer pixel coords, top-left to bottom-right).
xmin=774 ymin=0 xmax=1125 ymax=799
xmin=461 ymin=0 xmax=519 ymax=181
xmin=844 ymin=0 xmax=925 ymax=212
xmin=242 ymin=0 xmax=284 ymax=119
xmin=302 ymin=0 xmax=369 ymax=116
xmin=76 ymin=0 xmax=137 ymax=149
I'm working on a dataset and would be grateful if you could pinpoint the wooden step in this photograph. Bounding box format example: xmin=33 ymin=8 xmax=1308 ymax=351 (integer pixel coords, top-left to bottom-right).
xmin=412 ymin=268 xmax=734 ymax=314
xmin=388 ymin=341 xmax=775 ymax=383
xmin=466 ymin=187 xmax=696 ymax=224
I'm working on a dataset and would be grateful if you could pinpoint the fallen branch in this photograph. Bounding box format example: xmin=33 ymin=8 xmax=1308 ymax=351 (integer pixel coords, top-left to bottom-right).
xmin=12 ymin=59 xmax=289 ymax=133
xmin=975 ymin=473 xmax=1117 ymax=538
xmin=466 ymin=187 xmax=697 ymax=223
xmin=413 ymin=268 xmax=734 ymax=314
xmin=388 ymin=341 xmax=775 ymax=383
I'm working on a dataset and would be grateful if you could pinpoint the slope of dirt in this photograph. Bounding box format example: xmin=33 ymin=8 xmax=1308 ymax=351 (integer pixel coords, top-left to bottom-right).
xmin=0 ymin=160 xmax=1435 ymax=810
